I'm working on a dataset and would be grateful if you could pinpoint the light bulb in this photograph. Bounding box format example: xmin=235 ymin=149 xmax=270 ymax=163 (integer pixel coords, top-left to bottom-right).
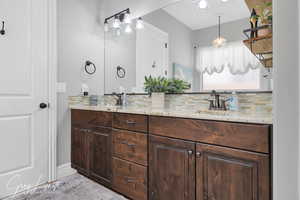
xmin=212 ymin=37 xmax=227 ymax=48
xmin=136 ymin=17 xmax=144 ymax=29
xmin=198 ymin=0 xmax=208 ymax=9
xmin=124 ymin=11 xmax=132 ymax=24
xmin=104 ymin=20 xmax=109 ymax=32
xmin=125 ymin=24 xmax=132 ymax=33
xmin=112 ymin=16 xmax=121 ymax=29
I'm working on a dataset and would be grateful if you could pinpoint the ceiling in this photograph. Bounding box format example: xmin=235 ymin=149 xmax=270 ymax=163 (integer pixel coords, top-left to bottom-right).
xmin=163 ymin=0 xmax=250 ymax=30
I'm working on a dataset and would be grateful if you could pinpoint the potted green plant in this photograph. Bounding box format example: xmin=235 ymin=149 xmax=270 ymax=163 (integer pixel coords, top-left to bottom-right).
xmin=256 ymin=2 xmax=272 ymax=37
xmin=144 ymin=76 xmax=191 ymax=109
xmin=144 ymin=76 xmax=168 ymax=109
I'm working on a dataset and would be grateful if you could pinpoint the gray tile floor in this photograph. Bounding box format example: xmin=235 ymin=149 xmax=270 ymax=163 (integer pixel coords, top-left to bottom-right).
xmin=6 ymin=174 xmax=127 ymax=200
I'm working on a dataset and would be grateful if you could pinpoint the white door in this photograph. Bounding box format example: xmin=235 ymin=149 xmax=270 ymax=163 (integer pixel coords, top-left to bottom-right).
xmin=136 ymin=22 xmax=169 ymax=92
xmin=0 ymin=0 xmax=49 ymax=198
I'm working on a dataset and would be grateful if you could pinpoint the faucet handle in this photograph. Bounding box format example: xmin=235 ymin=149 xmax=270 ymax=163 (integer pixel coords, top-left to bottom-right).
xmin=220 ymin=99 xmax=230 ymax=111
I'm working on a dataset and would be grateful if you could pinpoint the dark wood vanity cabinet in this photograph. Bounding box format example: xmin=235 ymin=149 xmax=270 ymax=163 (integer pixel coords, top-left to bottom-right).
xmin=71 ymin=110 xmax=113 ymax=187
xmin=196 ymin=143 xmax=270 ymax=200
xmin=71 ymin=109 xmax=272 ymax=200
xmin=89 ymin=127 xmax=112 ymax=186
xmin=149 ymin=116 xmax=271 ymax=200
xmin=149 ymin=135 xmax=195 ymax=200
xmin=71 ymin=127 xmax=89 ymax=174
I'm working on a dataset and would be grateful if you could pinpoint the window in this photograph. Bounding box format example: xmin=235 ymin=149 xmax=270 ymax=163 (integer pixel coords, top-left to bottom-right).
xmin=202 ymin=67 xmax=261 ymax=91
xmin=196 ymin=41 xmax=266 ymax=91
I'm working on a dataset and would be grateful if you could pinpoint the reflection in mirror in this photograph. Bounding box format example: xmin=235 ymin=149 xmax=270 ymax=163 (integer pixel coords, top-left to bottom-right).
xmin=104 ymin=0 xmax=272 ymax=94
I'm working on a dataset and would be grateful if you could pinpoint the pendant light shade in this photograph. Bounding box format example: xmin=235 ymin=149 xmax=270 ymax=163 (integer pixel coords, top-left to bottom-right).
xmin=212 ymin=16 xmax=227 ymax=48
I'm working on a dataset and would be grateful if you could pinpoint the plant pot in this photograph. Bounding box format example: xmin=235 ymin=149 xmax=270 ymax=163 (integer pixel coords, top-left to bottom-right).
xmin=258 ymin=25 xmax=272 ymax=37
xmin=151 ymin=92 xmax=165 ymax=109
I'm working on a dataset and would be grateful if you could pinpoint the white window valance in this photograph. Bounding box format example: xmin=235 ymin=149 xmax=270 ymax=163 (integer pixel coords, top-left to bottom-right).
xmin=196 ymin=41 xmax=263 ymax=75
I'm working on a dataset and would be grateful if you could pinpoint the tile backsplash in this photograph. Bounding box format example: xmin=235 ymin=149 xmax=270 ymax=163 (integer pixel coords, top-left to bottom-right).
xmin=69 ymin=92 xmax=272 ymax=115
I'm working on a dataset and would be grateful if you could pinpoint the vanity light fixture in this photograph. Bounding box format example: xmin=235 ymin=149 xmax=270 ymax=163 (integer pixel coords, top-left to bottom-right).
xmin=212 ymin=16 xmax=227 ymax=48
xmin=104 ymin=8 xmax=144 ymax=36
xmin=136 ymin=17 xmax=144 ymax=29
xmin=112 ymin=16 xmax=121 ymax=29
xmin=198 ymin=0 xmax=208 ymax=9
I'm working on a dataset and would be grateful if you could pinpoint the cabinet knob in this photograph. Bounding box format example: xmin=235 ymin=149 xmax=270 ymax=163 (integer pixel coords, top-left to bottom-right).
xmin=196 ymin=152 xmax=202 ymax=157
xmin=187 ymin=150 xmax=193 ymax=155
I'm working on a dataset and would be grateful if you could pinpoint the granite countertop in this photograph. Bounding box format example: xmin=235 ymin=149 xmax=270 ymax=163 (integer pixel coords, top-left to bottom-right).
xmin=69 ymin=104 xmax=272 ymax=125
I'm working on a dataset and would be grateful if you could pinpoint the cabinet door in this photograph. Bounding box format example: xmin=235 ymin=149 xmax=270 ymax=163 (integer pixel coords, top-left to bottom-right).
xmin=149 ymin=135 xmax=195 ymax=200
xmin=89 ymin=127 xmax=112 ymax=187
xmin=71 ymin=127 xmax=88 ymax=174
xmin=196 ymin=143 xmax=270 ymax=200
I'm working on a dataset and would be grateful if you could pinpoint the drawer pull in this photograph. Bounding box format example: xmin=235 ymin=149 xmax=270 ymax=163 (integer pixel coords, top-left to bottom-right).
xmin=121 ymin=141 xmax=136 ymax=147
xmin=126 ymin=120 xmax=136 ymax=125
xmin=124 ymin=177 xmax=136 ymax=183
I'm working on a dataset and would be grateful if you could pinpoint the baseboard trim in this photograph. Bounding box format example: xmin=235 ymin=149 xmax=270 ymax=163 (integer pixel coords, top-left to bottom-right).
xmin=57 ymin=163 xmax=77 ymax=179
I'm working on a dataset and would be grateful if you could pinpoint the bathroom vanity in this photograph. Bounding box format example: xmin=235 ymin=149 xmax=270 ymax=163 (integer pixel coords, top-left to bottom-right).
xmin=70 ymin=107 xmax=272 ymax=200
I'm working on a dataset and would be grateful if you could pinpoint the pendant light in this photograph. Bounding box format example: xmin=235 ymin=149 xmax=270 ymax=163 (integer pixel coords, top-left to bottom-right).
xmin=212 ymin=16 xmax=227 ymax=48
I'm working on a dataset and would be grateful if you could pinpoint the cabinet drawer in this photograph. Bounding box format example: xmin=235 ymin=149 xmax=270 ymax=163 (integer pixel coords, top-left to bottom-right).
xmin=112 ymin=157 xmax=148 ymax=200
xmin=113 ymin=129 xmax=148 ymax=166
xmin=149 ymin=116 xmax=270 ymax=153
xmin=113 ymin=113 xmax=148 ymax=132
xmin=71 ymin=110 xmax=112 ymax=127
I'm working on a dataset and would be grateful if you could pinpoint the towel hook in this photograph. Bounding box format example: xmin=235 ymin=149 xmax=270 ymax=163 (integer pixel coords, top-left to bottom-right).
xmin=0 ymin=21 xmax=5 ymax=35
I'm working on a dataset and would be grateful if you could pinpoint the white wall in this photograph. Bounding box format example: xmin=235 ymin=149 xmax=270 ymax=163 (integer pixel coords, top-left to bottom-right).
xmin=105 ymin=32 xmax=137 ymax=93
xmin=57 ymin=0 xmax=105 ymax=166
xmin=143 ymin=9 xmax=194 ymax=71
xmin=273 ymin=0 xmax=299 ymax=199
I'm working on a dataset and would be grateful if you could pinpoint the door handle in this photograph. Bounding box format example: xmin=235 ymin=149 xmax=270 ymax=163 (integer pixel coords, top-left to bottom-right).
xmin=0 ymin=21 xmax=5 ymax=35
xmin=39 ymin=103 xmax=48 ymax=109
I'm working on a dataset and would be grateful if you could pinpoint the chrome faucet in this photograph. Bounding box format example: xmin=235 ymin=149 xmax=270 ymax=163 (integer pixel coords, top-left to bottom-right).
xmin=112 ymin=92 xmax=127 ymax=106
xmin=208 ymin=90 xmax=228 ymax=111
xmin=112 ymin=93 xmax=124 ymax=106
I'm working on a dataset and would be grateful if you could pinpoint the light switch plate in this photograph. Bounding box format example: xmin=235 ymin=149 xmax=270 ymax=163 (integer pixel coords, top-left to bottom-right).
xmin=57 ymin=82 xmax=66 ymax=93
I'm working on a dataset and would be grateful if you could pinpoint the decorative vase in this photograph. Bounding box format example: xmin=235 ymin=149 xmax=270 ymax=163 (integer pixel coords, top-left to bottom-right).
xmin=151 ymin=92 xmax=165 ymax=109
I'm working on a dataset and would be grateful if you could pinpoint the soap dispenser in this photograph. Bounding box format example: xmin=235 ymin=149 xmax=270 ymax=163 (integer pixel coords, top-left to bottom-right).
xmin=228 ymin=91 xmax=239 ymax=111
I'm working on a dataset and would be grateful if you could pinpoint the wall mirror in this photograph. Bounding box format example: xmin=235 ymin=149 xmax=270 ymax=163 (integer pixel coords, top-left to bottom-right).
xmin=104 ymin=0 xmax=273 ymax=94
